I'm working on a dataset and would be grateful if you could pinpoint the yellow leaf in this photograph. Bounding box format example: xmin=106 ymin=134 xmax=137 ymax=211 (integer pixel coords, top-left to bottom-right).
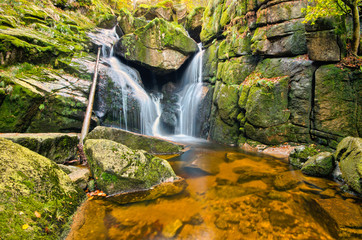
xmin=34 ymin=211 xmax=41 ymax=218
xmin=22 ymin=224 xmax=29 ymax=230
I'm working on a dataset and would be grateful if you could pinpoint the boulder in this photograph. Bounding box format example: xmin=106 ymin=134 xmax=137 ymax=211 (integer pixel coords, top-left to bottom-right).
xmin=114 ymin=18 xmax=198 ymax=74
xmin=335 ymin=137 xmax=362 ymax=194
xmin=306 ymin=30 xmax=341 ymax=62
xmin=289 ymin=145 xmax=319 ymax=169
xmin=84 ymin=139 xmax=177 ymax=195
xmin=0 ymin=138 xmax=84 ymax=239
xmin=87 ymin=126 xmax=184 ymax=154
xmin=313 ymin=65 xmax=360 ymax=139
xmin=244 ymin=75 xmax=290 ymax=128
xmin=200 ymin=0 xmax=224 ymax=44
xmin=0 ymin=133 xmax=79 ymax=163
xmin=213 ymin=82 xmax=240 ymax=126
xmin=217 ymin=56 xmax=258 ymax=85
xmin=202 ymin=40 xmax=219 ymax=82
xmin=209 ymin=112 xmax=239 ymax=146
xmin=301 ymin=152 xmax=334 ymax=177
xmin=185 ymin=7 xmax=205 ymax=42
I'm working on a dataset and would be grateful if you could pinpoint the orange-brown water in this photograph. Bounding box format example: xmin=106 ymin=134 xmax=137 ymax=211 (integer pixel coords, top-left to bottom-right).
xmin=67 ymin=141 xmax=362 ymax=240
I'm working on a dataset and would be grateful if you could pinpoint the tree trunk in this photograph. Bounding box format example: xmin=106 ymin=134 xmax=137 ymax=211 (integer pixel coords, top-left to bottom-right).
xmin=350 ymin=2 xmax=360 ymax=55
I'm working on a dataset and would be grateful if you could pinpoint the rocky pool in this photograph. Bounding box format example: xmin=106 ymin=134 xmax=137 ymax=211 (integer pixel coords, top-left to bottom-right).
xmin=67 ymin=139 xmax=362 ymax=240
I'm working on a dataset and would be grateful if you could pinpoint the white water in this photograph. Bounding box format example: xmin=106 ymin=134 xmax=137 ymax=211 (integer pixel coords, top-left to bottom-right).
xmin=91 ymin=27 xmax=161 ymax=136
xmin=176 ymin=44 xmax=204 ymax=136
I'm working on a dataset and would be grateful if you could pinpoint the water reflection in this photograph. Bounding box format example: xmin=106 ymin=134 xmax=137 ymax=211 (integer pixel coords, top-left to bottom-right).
xmin=67 ymin=142 xmax=362 ymax=240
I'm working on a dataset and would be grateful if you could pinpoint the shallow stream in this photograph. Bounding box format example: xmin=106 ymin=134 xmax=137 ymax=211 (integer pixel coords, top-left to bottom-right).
xmin=67 ymin=139 xmax=361 ymax=240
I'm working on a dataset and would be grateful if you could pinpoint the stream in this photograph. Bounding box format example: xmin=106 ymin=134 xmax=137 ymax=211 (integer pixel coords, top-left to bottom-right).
xmin=67 ymin=138 xmax=361 ymax=240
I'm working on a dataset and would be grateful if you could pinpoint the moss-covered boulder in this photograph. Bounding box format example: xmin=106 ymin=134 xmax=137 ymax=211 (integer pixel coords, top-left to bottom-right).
xmin=213 ymin=82 xmax=240 ymax=126
xmin=202 ymin=40 xmax=219 ymax=82
xmin=217 ymin=56 xmax=257 ymax=85
xmin=0 ymin=138 xmax=84 ymax=239
xmin=244 ymin=75 xmax=290 ymax=128
xmin=210 ymin=113 xmax=240 ymax=146
xmin=301 ymin=152 xmax=334 ymax=177
xmin=289 ymin=145 xmax=319 ymax=169
xmin=335 ymin=137 xmax=362 ymax=194
xmin=185 ymin=7 xmax=205 ymax=43
xmin=115 ymin=18 xmax=198 ymax=74
xmin=84 ymin=139 xmax=177 ymax=195
xmin=87 ymin=126 xmax=184 ymax=154
xmin=200 ymin=0 xmax=225 ymax=44
xmin=313 ymin=65 xmax=360 ymax=139
xmin=0 ymin=133 xmax=79 ymax=164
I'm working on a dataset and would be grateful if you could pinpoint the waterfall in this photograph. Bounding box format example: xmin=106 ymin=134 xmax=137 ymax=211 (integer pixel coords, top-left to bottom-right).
xmin=176 ymin=43 xmax=204 ymax=136
xmin=90 ymin=27 xmax=161 ymax=136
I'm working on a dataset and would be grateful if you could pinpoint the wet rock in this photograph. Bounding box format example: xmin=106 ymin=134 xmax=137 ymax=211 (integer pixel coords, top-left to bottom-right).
xmin=87 ymin=126 xmax=185 ymax=155
xmin=162 ymin=219 xmax=183 ymax=238
xmin=301 ymin=152 xmax=334 ymax=177
xmin=114 ymin=18 xmax=198 ymax=74
xmin=0 ymin=133 xmax=79 ymax=163
xmin=335 ymin=137 xmax=362 ymax=194
xmin=84 ymin=139 xmax=177 ymax=195
xmin=225 ymin=152 xmax=248 ymax=163
xmin=267 ymin=190 xmax=290 ymax=202
xmin=185 ymin=7 xmax=205 ymax=42
xmin=319 ymin=189 xmax=336 ymax=199
xmin=106 ymin=178 xmax=188 ymax=205
xmin=196 ymin=84 xmax=214 ymax=138
xmin=263 ymin=145 xmax=296 ymax=160
xmin=273 ymin=171 xmax=302 ymax=191
xmin=304 ymin=197 xmax=362 ymax=239
xmin=289 ymin=145 xmax=319 ymax=169
xmin=200 ymin=0 xmax=224 ymax=44
xmin=0 ymin=138 xmax=84 ymax=239
xmin=184 ymin=158 xmax=220 ymax=175
xmin=269 ymin=210 xmax=297 ymax=228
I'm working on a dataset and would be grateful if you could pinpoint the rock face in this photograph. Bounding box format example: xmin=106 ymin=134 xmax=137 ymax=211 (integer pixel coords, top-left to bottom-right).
xmin=114 ymin=18 xmax=198 ymax=74
xmin=301 ymin=152 xmax=334 ymax=177
xmin=200 ymin=0 xmax=361 ymax=147
xmin=335 ymin=137 xmax=362 ymax=194
xmin=0 ymin=138 xmax=84 ymax=239
xmin=87 ymin=126 xmax=185 ymax=154
xmin=0 ymin=133 xmax=79 ymax=163
xmin=84 ymin=139 xmax=177 ymax=195
xmin=185 ymin=7 xmax=205 ymax=42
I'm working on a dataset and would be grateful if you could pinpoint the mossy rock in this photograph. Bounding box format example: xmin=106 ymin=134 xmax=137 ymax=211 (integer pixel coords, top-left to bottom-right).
xmin=2 ymin=133 xmax=79 ymax=164
xmin=86 ymin=126 xmax=184 ymax=155
xmin=200 ymin=0 xmax=225 ymax=44
xmin=289 ymin=146 xmax=319 ymax=169
xmin=202 ymin=40 xmax=219 ymax=82
xmin=214 ymin=83 xmax=240 ymax=126
xmin=313 ymin=65 xmax=360 ymax=137
xmin=244 ymin=75 xmax=290 ymax=128
xmin=335 ymin=137 xmax=362 ymax=194
xmin=185 ymin=7 xmax=205 ymax=42
xmin=84 ymin=139 xmax=177 ymax=195
xmin=209 ymin=111 xmax=239 ymax=146
xmin=301 ymin=152 xmax=335 ymax=177
xmin=0 ymin=138 xmax=84 ymax=239
xmin=114 ymin=18 xmax=198 ymax=74
xmin=217 ymin=56 xmax=257 ymax=85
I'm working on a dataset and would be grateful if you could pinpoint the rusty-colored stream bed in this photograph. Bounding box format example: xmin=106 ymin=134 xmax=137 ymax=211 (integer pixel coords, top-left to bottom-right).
xmin=67 ymin=140 xmax=361 ymax=240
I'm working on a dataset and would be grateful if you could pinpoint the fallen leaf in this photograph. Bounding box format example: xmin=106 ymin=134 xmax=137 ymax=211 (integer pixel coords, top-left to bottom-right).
xmin=34 ymin=211 xmax=41 ymax=218
xmin=22 ymin=224 xmax=29 ymax=230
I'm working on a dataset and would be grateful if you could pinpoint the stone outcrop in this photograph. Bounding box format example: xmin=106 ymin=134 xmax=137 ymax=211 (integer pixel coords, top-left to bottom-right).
xmin=115 ymin=18 xmax=198 ymax=74
xmin=87 ymin=126 xmax=185 ymax=154
xmin=0 ymin=138 xmax=84 ymax=239
xmin=84 ymin=139 xmax=177 ymax=195
xmin=301 ymin=152 xmax=335 ymax=177
xmin=335 ymin=137 xmax=362 ymax=194
xmin=0 ymin=133 xmax=79 ymax=163
xmin=200 ymin=0 xmax=361 ymax=147
xmin=185 ymin=7 xmax=205 ymax=42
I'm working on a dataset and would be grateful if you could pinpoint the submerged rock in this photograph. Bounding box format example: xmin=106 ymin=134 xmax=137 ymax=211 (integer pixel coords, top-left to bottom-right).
xmin=87 ymin=126 xmax=185 ymax=154
xmin=335 ymin=137 xmax=362 ymax=194
xmin=0 ymin=133 xmax=79 ymax=163
xmin=84 ymin=139 xmax=177 ymax=195
xmin=114 ymin=18 xmax=198 ymax=74
xmin=0 ymin=138 xmax=84 ymax=239
xmin=105 ymin=178 xmax=187 ymax=205
xmin=301 ymin=152 xmax=334 ymax=177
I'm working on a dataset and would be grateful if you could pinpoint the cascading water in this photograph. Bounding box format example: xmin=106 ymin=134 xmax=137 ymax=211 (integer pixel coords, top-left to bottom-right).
xmin=176 ymin=43 xmax=204 ymax=136
xmin=90 ymin=27 xmax=161 ymax=136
